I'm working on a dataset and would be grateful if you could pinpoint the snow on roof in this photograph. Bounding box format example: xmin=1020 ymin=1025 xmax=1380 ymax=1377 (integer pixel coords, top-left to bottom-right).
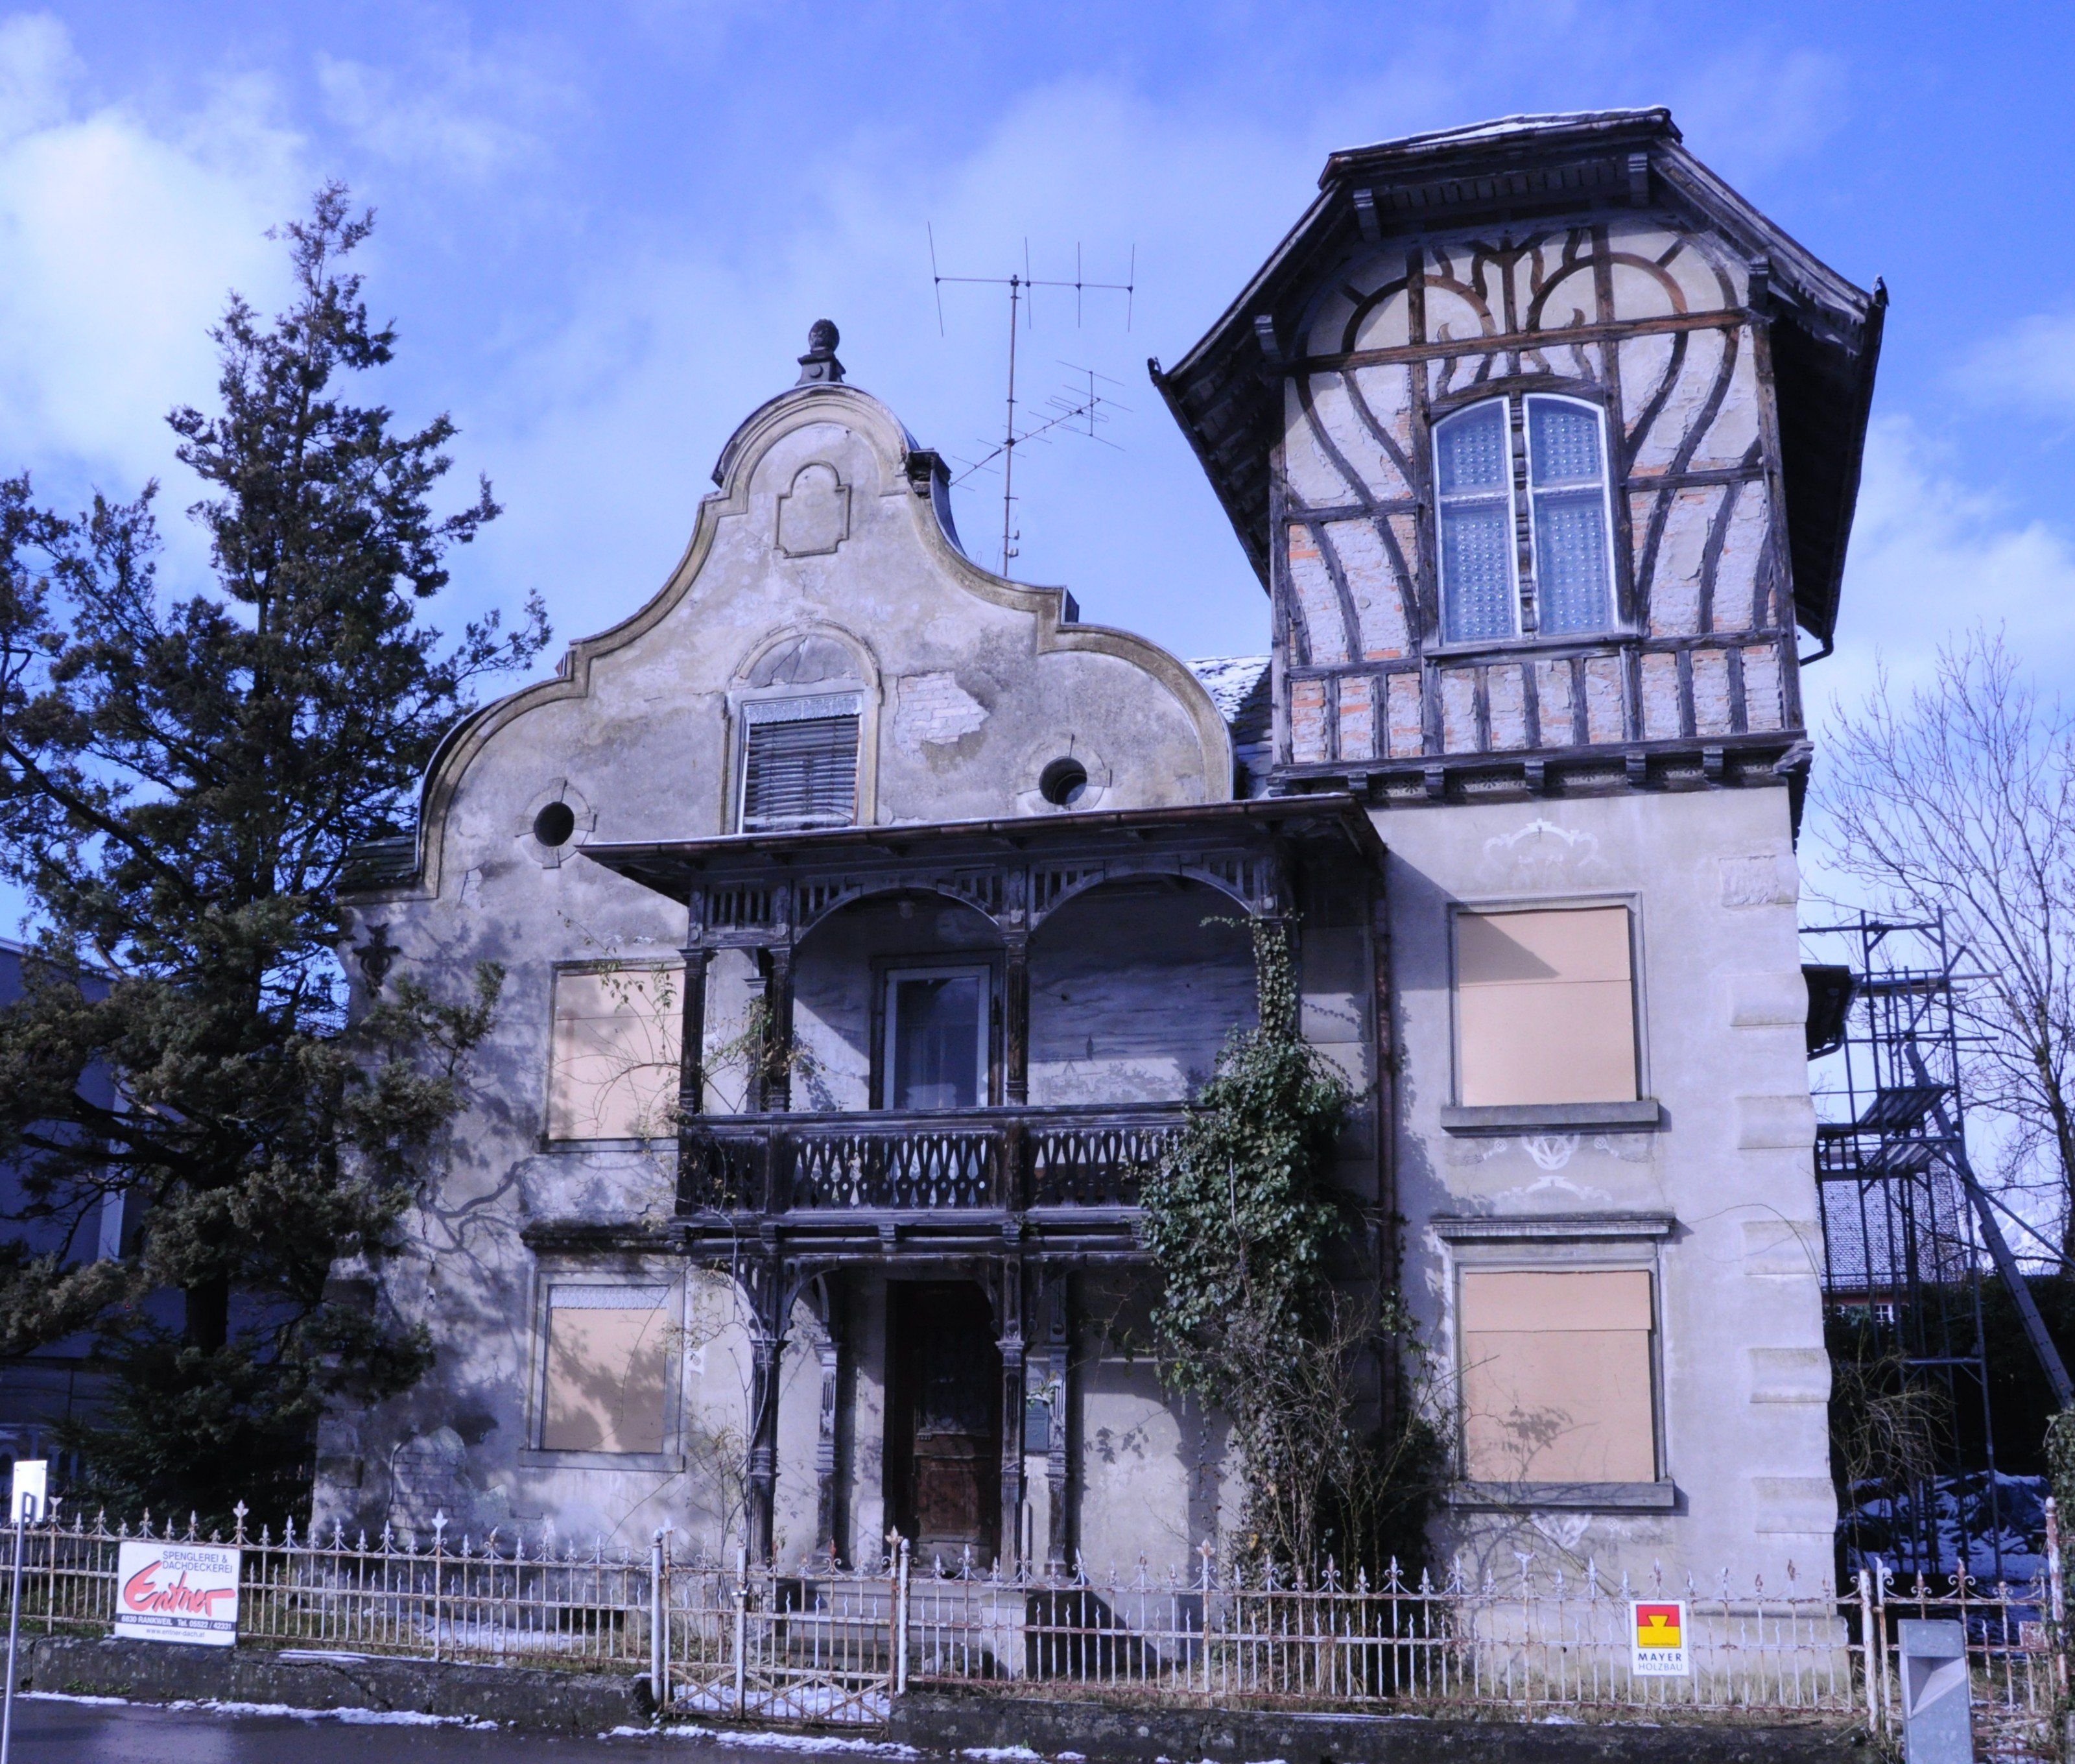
xmin=1186 ymin=655 xmax=1270 ymax=745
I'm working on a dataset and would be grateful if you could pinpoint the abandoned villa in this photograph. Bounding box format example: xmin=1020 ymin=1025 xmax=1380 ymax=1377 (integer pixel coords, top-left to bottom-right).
xmin=316 ymin=108 xmax=1882 ymax=1585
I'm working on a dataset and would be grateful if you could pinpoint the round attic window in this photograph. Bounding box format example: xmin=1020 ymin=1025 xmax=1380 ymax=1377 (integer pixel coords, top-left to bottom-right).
xmin=1039 ymin=757 xmax=1089 ymax=808
xmin=532 ymin=801 xmax=578 ymax=848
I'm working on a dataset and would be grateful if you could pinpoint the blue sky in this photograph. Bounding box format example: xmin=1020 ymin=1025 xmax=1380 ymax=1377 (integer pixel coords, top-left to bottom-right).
xmin=5 ymin=2 xmax=2075 ymax=737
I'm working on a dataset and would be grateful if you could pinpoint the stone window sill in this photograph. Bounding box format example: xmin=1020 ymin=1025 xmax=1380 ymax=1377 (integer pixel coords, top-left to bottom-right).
xmin=517 ymin=1449 xmax=683 ymax=1473
xmin=1427 ymin=628 xmax=1633 ymax=663
xmin=1446 ymin=1480 xmax=1678 ymax=1512
xmin=1440 ymin=1099 xmax=1662 ymax=1136
xmin=538 ymin=1135 xmax=678 ymax=1154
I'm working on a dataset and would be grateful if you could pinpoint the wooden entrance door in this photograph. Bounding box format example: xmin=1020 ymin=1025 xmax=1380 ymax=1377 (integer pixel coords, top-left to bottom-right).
xmin=888 ymin=1282 xmax=1000 ymax=1563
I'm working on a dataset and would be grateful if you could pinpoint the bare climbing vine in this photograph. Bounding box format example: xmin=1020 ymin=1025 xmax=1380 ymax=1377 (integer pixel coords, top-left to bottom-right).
xmin=1139 ymin=916 xmax=1440 ymax=1575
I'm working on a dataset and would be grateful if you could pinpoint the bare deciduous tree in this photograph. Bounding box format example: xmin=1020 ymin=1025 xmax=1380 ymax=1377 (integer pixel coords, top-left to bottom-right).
xmin=1815 ymin=628 xmax=2075 ymax=1257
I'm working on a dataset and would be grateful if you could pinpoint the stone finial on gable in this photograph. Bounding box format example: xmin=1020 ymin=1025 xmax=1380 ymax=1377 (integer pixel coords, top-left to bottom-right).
xmin=796 ymin=318 xmax=844 ymax=385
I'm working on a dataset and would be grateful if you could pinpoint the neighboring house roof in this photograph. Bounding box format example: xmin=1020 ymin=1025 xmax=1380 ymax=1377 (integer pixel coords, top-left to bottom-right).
xmin=1149 ymin=107 xmax=1884 ymax=650
xmin=1185 ymin=655 xmax=1270 ymax=752
xmin=338 ymin=834 xmax=420 ymax=895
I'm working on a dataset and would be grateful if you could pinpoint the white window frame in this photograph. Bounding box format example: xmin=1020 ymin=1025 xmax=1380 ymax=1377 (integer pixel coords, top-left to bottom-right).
xmin=1432 ymin=391 xmax=1621 ymax=648
xmin=1433 ymin=399 xmax=1521 ymax=645
xmin=883 ymin=963 xmax=993 ymax=1113
xmin=1521 ymin=392 xmax=1620 ymax=638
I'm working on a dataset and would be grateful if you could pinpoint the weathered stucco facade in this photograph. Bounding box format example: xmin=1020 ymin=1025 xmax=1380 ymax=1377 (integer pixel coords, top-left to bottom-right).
xmin=320 ymin=110 xmax=1880 ymax=1589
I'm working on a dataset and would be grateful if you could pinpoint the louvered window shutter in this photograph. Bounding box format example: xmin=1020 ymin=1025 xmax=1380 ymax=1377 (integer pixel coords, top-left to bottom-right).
xmin=740 ymin=698 xmax=860 ymax=830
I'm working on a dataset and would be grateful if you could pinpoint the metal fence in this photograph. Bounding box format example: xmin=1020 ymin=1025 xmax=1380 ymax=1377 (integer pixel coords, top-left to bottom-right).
xmin=5 ymin=1507 xmax=2065 ymax=1751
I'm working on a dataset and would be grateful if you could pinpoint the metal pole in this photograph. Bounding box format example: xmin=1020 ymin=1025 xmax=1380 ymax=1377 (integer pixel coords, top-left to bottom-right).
xmin=1906 ymin=1042 xmax=2075 ymax=1407
xmin=650 ymin=1526 xmax=669 ymax=1715
xmin=1001 ymin=276 xmax=1021 ymax=575
xmin=2050 ymin=1497 xmax=2069 ymax=1702
xmin=1 ymin=1496 xmax=26 ymax=1764
xmin=1858 ymin=1568 xmax=1880 ymax=1734
xmin=894 ymin=1537 xmax=910 ymax=1697
xmin=732 ymin=1545 xmax=748 ymax=1711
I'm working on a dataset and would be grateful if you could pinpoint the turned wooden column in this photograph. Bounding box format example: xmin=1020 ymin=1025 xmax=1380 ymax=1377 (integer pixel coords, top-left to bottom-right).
xmin=1003 ymin=931 xmax=1030 ymax=1107
xmin=1043 ymin=1272 xmax=1071 ymax=1575
xmin=746 ymin=1261 xmax=786 ymax=1566
xmin=762 ymin=945 xmax=796 ymax=1112
xmin=997 ymin=1255 xmax=1027 ymax=1572
xmin=676 ymin=946 xmax=711 ymax=1119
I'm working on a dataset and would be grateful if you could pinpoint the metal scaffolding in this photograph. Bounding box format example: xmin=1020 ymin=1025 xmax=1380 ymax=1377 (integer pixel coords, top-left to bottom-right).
xmin=1803 ymin=911 xmax=2037 ymax=1580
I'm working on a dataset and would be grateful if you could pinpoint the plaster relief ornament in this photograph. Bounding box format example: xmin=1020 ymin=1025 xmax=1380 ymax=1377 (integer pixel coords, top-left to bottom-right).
xmin=1478 ymin=816 xmax=1606 ymax=890
xmin=1521 ymin=1132 xmax=1582 ymax=1172
xmin=1530 ymin=1511 xmax=1594 ymax=1554
xmin=777 ymin=461 xmax=850 ymax=558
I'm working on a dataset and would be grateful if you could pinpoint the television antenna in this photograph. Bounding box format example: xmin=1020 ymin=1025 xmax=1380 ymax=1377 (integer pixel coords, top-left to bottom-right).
xmin=929 ymin=229 xmax=1135 ymax=576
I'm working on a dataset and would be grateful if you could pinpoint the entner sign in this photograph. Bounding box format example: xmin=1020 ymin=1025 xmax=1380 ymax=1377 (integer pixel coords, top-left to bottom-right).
xmin=114 ymin=1540 xmax=242 ymax=1647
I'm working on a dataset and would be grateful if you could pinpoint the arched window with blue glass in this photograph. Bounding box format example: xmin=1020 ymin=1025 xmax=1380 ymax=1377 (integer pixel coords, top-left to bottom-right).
xmin=1434 ymin=392 xmax=1617 ymax=644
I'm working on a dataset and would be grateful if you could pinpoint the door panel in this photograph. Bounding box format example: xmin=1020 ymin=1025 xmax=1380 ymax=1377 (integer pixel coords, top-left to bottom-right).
xmin=888 ymin=1282 xmax=1000 ymax=1562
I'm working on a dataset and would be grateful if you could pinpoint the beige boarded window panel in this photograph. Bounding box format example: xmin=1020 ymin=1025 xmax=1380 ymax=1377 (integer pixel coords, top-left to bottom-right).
xmin=1456 ymin=906 xmax=1637 ymax=1106
xmin=548 ymin=966 xmax=684 ymax=1139
xmin=1460 ymin=1269 xmax=1655 ymax=1483
xmin=542 ymin=1287 xmax=670 ymax=1453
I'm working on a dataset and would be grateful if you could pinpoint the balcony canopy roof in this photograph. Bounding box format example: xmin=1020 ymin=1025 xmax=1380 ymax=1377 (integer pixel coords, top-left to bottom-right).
xmin=582 ymin=794 xmax=1384 ymax=908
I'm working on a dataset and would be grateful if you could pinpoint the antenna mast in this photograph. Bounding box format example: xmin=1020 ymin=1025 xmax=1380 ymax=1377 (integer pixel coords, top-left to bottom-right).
xmin=929 ymin=230 xmax=1135 ymax=575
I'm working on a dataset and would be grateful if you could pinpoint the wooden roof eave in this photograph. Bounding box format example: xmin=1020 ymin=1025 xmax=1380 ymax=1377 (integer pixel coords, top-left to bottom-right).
xmin=1153 ymin=113 xmax=1880 ymax=640
xmin=580 ymin=795 xmax=1386 ymax=905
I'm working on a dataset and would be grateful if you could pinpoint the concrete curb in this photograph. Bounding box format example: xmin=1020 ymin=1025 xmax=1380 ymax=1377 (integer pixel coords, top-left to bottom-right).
xmin=888 ymin=1688 xmax=1884 ymax=1764
xmin=23 ymin=1634 xmax=654 ymax=1735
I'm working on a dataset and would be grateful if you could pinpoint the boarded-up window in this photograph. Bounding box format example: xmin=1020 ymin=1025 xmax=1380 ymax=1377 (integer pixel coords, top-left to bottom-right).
xmin=1460 ymin=1269 xmax=1655 ymax=1483
xmin=548 ymin=966 xmax=683 ymax=1140
xmin=541 ymin=1285 xmax=670 ymax=1453
xmin=740 ymin=694 xmax=860 ymax=831
xmin=1455 ymin=906 xmax=1637 ymax=1106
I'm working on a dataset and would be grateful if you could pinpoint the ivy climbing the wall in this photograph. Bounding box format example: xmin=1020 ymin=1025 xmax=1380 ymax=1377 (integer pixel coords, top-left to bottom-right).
xmin=1139 ymin=916 xmax=1439 ymax=1577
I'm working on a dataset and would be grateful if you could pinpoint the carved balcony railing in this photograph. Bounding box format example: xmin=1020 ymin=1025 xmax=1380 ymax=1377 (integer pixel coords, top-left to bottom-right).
xmin=676 ymin=1103 xmax=1188 ymax=1217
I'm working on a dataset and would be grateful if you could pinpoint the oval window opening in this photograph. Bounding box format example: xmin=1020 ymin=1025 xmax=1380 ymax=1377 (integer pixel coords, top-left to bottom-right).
xmin=1039 ymin=757 xmax=1089 ymax=808
xmin=533 ymin=801 xmax=577 ymax=848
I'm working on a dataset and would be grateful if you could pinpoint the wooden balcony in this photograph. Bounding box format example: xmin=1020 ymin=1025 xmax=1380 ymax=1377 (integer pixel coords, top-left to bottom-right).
xmin=676 ymin=1102 xmax=1187 ymax=1260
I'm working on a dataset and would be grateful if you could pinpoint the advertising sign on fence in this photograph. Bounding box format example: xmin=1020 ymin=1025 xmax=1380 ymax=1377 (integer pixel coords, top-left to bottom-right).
xmin=1630 ymin=1599 xmax=1689 ymax=1676
xmin=113 ymin=1540 xmax=241 ymax=1647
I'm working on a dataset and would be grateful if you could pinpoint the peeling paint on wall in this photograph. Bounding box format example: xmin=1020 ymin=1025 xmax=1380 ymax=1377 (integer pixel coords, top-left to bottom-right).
xmin=893 ymin=671 xmax=989 ymax=754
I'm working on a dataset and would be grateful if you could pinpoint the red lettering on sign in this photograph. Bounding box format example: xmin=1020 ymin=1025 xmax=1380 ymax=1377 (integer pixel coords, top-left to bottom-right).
xmin=121 ymin=1560 xmax=237 ymax=1617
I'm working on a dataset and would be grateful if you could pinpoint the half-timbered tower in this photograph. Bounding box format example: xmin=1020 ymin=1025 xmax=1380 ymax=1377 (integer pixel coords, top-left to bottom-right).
xmin=318 ymin=110 xmax=1879 ymax=1587
xmin=1156 ymin=108 xmax=1880 ymax=1573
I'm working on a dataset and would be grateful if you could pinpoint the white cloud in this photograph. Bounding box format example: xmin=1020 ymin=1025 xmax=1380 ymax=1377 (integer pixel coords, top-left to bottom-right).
xmin=445 ymin=75 xmax=1314 ymax=668
xmin=1960 ymin=311 xmax=2075 ymax=419
xmin=0 ymin=11 xmax=73 ymax=141
xmin=1805 ymin=413 xmax=2075 ymax=728
xmin=316 ymin=43 xmax=565 ymax=182
xmin=0 ymin=15 xmax=301 ymax=503
xmin=1663 ymin=45 xmax=1847 ymax=180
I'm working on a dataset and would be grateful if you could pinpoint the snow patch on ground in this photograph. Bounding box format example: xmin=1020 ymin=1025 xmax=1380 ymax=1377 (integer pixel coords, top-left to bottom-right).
xmin=24 ymin=1692 xmax=132 ymax=1706
xmin=163 ymin=1698 xmax=497 ymax=1729
xmin=611 ymin=1725 xmax=918 ymax=1756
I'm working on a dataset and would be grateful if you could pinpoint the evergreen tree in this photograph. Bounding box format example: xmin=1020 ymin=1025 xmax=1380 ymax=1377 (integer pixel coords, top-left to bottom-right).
xmin=0 ymin=184 xmax=546 ymax=1521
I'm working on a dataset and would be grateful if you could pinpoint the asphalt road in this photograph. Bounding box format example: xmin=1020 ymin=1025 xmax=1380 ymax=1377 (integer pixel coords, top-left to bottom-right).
xmin=8 ymin=1697 xmax=899 ymax=1761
